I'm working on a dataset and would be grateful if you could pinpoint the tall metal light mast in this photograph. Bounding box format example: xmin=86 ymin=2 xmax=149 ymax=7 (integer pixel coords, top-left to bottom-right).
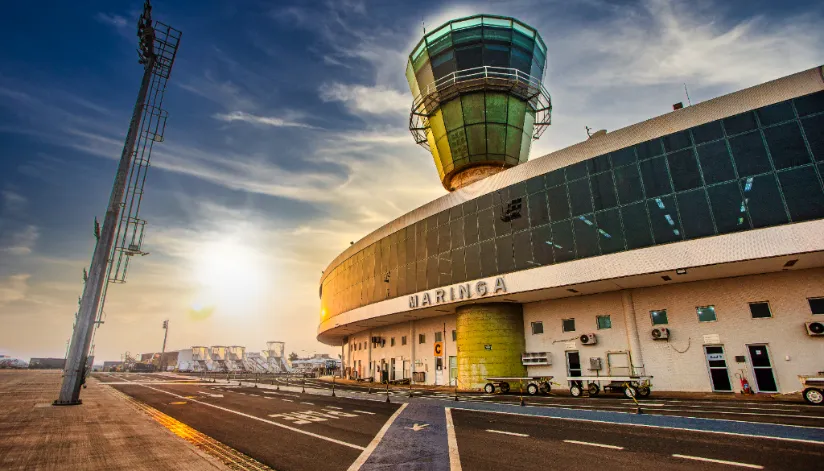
xmin=55 ymin=1 xmax=181 ymax=405
xmin=159 ymin=320 xmax=169 ymax=371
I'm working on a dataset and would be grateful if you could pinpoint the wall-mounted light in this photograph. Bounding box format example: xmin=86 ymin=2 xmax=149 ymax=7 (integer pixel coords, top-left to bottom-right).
xmin=675 ymin=268 xmax=687 ymax=275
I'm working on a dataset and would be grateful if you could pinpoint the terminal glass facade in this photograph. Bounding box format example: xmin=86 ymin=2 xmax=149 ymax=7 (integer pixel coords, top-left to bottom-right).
xmin=321 ymin=90 xmax=824 ymax=319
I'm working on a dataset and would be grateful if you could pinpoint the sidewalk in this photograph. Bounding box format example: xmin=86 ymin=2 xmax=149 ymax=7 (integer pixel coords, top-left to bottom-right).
xmin=318 ymin=376 xmax=806 ymax=403
xmin=0 ymin=370 xmax=229 ymax=471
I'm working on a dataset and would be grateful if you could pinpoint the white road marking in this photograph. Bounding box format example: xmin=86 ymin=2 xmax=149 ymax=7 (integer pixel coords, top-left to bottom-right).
xmin=564 ymin=439 xmax=624 ymax=450
xmin=348 ymin=403 xmax=408 ymax=471
xmin=301 ymin=402 xmax=315 ymax=405
xmin=137 ymin=385 xmax=364 ymax=450
xmin=406 ymin=423 xmax=429 ymax=432
xmin=672 ymin=454 xmax=763 ymax=469
xmin=326 ymin=406 xmax=343 ymax=410
xmin=281 ymin=399 xmax=293 ymax=402
xmin=354 ymin=410 xmax=376 ymax=415
xmin=451 ymin=408 xmax=824 ymax=445
xmin=486 ymin=429 xmax=529 ymax=437
xmin=446 ymin=408 xmax=463 ymax=471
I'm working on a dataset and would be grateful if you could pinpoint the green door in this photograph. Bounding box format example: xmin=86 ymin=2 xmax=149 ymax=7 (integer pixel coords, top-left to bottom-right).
xmin=449 ymin=356 xmax=457 ymax=387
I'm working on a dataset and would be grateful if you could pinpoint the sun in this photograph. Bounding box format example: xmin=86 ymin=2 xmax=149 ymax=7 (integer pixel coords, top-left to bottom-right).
xmin=190 ymin=237 xmax=269 ymax=313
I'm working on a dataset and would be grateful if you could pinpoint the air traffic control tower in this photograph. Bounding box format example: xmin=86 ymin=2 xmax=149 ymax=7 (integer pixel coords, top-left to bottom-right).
xmin=406 ymin=15 xmax=551 ymax=386
xmin=407 ymin=14 xmax=552 ymax=191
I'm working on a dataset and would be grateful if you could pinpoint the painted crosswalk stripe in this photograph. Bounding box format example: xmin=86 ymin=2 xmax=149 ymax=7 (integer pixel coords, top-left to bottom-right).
xmin=486 ymin=429 xmax=529 ymax=437
xmin=282 ymin=399 xmax=293 ymax=402
xmin=564 ymin=440 xmax=624 ymax=450
xmin=672 ymin=454 xmax=763 ymax=469
xmin=326 ymin=406 xmax=343 ymax=410
xmin=354 ymin=410 xmax=376 ymax=415
xmin=301 ymin=402 xmax=314 ymax=405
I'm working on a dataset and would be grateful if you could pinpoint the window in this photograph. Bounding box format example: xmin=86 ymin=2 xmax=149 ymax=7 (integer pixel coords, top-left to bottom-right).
xmin=435 ymin=331 xmax=443 ymax=342
xmin=401 ymin=336 xmax=407 ymax=346
xmin=390 ymin=337 xmax=395 ymax=347
xmin=419 ymin=334 xmax=426 ymax=344
xmin=531 ymin=321 xmax=544 ymax=335
xmin=749 ymin=302 xmax=772 ymax=319
xmin=596 ymin=315 xmax=611 ymax=330
xmin=452 ymin=330 xmax=457 ymax=341
xmin=650 ymin=310 xmax=668 ymax=325
xmin=697 ymin=305 xmax=717 ymax=322
xmin=562 ymin=318 xmax=576 ymax=332
xmin=810 ymin=297 xmax=824 ymax=315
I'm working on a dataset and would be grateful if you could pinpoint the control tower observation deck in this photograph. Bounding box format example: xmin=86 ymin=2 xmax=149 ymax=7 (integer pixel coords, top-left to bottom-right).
xmin=407 ymin=14 xmax=552 ymax=191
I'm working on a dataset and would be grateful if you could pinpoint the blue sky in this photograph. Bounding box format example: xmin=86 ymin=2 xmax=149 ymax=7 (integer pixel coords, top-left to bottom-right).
xmin=1 ymin=0 xmax=822 ymax=362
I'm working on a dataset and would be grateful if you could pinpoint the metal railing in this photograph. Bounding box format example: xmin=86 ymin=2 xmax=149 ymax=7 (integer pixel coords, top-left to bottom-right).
xmin=409 ymin=66 xmax=552 ymax=148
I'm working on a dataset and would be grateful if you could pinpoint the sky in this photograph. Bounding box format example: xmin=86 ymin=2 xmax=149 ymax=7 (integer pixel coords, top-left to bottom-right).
xmin=1 ymin=0 xmax=822 ymax=363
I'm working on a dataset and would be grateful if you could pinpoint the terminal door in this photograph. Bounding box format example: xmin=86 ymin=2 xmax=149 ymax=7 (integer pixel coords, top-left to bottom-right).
xmin=703 ymin=345 xmax=732 ymax=392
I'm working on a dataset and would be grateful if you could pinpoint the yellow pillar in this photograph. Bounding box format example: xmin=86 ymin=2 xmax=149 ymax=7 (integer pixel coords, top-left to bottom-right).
xmin=456 ymin=303 xmax=525 ymax=391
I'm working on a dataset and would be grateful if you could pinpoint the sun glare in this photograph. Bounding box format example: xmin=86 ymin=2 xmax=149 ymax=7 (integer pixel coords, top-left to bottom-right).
xmin=191 ymin=237 xmax=269 ymax=313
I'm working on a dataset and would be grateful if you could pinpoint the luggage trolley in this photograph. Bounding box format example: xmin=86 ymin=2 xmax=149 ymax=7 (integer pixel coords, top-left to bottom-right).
xmin=566 ymin=375 xmax=653 ymax=398
xmin=484 ymin=376 xmax=555 ymax=395
xmin=799 ymin=374 xmax=824 ymax=405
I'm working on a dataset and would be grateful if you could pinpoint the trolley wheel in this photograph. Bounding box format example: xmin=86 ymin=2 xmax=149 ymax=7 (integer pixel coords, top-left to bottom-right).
xmin=527 ymin=383 xmax=539 ymax=396
xmin=587 ymin=383 xmax=600 ymax=396
xmin=501 ymin=382 xmax=511 ymax=393
xmin=624 ymin=386 xmax=638 ymax=399
xmin=570 ymin=384 xmax=583 ymax=397
xmin=540 ymin=382 xmax=551 ymax=394
xmin=638 ymin=386 xmax=651 ymax=398
xmin=484 ymin=383 xmax=495 ymax=394
xmin=803 ymin=388 xmax=824 ymax=405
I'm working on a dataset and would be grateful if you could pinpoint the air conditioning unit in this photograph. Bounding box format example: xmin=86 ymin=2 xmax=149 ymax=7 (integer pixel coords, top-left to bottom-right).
xmin=651 ymin=327 xmax=670 ymax=340
xmin=580 ymin=333 xmax=597 ymax=345
xmin=806 ymin=321 xmax=824 ymax=336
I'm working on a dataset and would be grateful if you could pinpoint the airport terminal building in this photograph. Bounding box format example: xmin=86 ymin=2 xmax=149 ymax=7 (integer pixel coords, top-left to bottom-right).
xmin=317 ymin=15 xmax=824 ymax=394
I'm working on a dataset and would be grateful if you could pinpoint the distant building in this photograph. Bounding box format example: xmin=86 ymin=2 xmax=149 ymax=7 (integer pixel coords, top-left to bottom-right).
xmin=28 ymin=358 xmax=66 ymax=369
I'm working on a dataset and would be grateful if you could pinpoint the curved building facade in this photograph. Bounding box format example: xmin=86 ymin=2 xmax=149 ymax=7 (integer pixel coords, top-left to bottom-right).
xmin=318 ymin=18 xmax=824 ymax=393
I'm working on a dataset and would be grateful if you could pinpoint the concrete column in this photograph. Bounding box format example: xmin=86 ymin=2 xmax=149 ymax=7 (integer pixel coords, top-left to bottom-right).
xmin=456 ymin=303 xmax=526 ymax=391
xmin=621 ymin=290 xmax=645 ymax=374
xmin=367 ymin=329 xmax=373 ymax=381
xmin=410 ymin=320 xmax=416 ymax=381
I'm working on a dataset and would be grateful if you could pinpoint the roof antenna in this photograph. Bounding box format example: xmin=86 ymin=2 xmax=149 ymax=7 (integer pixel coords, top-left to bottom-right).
xmin=422 ymin=19 xmax=426 ymax=35
xmin=683 ymin=83 xmax=692 ymax=106
xmin=586 ymin=126 xmax=593 ymax=138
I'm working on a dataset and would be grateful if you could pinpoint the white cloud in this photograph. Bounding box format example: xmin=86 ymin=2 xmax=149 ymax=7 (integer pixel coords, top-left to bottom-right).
xmin=94 ymin=12 xmax=127 ymax=28
xmin=0 ymin=274 xmax=30 ymax=305
xmin=213 ymin=111 xmax=317 ymax=129
xmin=2 ymin=190 xmax=26 ymax=212
xmin=319 ymin=83 xmax=408 ymax=115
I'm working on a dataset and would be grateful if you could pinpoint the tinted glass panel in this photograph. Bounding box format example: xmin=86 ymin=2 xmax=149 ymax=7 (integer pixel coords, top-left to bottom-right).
xmin=464 ymin=244 xmax=481 ymax=280
xmin=426 ymin=228 xmax=438 ymax=256
xmin=478 ymin=208 xmax=495 ymax=241
xmin=547 ymin=185 xmax=570 ymax=221
xmin=568 ymin=179 xmax=593 ymax=216
xmin=667 ymin=149 xmax=702 ymax=191
xmin=574 ymin=215 xmax=599 ymax=259
xmin=697 ymin=141 xmax=736 ymax=184
xmin=438 ymin=223 xmax=451 ymax=253
xmin=496 ymin=234 xmax=514 ymax=273
xmin=663 ymin=130 xmax=691 ymax=153
xmin=749 ymin=302 xmax=772 ymax=319
xmin=741 ymin=175 xmax=788 ymax=228
xmin=777 ymin=167 xmax=824 ymax=222
xmin=636 ymin=139 xmax=664 ymax=160
xmin=621 ymin=202 xmax=653 ymax=249
xmin=794 ymin=90 xmax=824 ymax=117
xmin=587 ymin=154 xmax=612 ymax=174
xmin=650 ymin=310 xmax=668 ymax=325
xmin=724 ymin=112 xmax=757 ymax=135
xmin=464 ymin=212 xmax=479 ymax=245
xmin=479 ymin=239 xmax=496 ymax=276
xmin=595 ymin=208 xmax=625 ymax=254
xmin=639 ymin=156 xmax=673 ymax=197
xmin=614 ymin=165 xmax=644 ymax=204
xmin=438 ymin=252 xmax=452 ymax=285
xmin=455 ymin=45 xmax=483 ymax=69
xmin=757 ymin=101 xmax=795 ymax=126
xmin=565 ymin=161 xmax=588 ymax=181
xmin=528 ymin=192 xmax=549 ymax=226
xmin=550 ymin=220 xmax=575 ymax=262
xmin=450 ymin=218 xmax=465 ymax=249
xmin=764 ymin=121 xmax=811 ymax=169
xmin=676 ymin=189 xmax=715 ymax=239
xmin=545 ymin=169 xmax=565 ymax=187
xmin=426 ymin=256 xmax=438 ymax=289
xmin=708 ymin=182 xmax=749 ymax=233
xmin=513 ymin=230 xmax=533 ymax=270
xmin=526 ymin=175 xmax=545 ymax=194
xmin=493 ymin=205 xmax=511 ymax=236
xmin=591 ymin=172 xmax=618 ymax=211
xmin=803 ymin=115 xmax=824 ymax=162
xmin=611 ymin=147 xmax=637 ymax=167
xmin=697 ymin=306 xmax=717 ymax=322
xmin=648 ymin=196 xmax=682 ymax=244
xmin=531 ymin=225 xmax=553 ymax=266
xmin=810 ymin=298 xmax=824 ymax=315
xmin=451 ymin=248 xmax=466 ymax=283
xmin=692 ymin=120 xmax=724 ymax=144
xmin=729 ymin=131 xmax=771 ymax=177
